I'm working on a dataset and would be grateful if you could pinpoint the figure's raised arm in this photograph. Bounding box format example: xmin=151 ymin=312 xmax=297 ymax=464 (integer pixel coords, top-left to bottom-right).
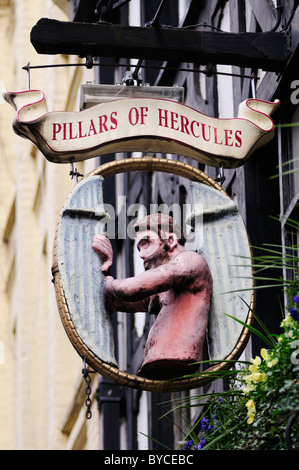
xmin=92 ymin=218 xmax=212 ymax=316
xmin=106 ymin=250 xmax=211 ymax=302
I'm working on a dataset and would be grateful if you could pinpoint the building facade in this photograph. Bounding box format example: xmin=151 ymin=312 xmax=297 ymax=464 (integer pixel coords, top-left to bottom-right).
xmin=0 ymin=0 xmax=298 ymax=450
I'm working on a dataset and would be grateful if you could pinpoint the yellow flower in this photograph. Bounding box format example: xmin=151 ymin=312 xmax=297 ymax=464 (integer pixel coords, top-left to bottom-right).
xmin=247 ymin=414 xmax=255 ymax=424
xmin=260 ymin=348 xmax=278 ymax=368
xmin=251 ymin=356 xmax=262 ymax=367
xmin=246 ymin=399 xmax=255 ymax=411
xmin=281 ymin=315 xmax=293 ymax=327
xmin=261 ymin=348 xmax=270 ymax=361
xmin=248 ymin=356 xmax=261 ymax=373
xmin=245 ymin=399 xmax=256 ymax=424
xmin=250 ymin=372 xmax=267 ymax=383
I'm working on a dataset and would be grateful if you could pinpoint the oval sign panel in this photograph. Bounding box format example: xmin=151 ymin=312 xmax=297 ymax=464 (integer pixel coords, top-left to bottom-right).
xmin=52 ymin=157 xmax=254 ymax=392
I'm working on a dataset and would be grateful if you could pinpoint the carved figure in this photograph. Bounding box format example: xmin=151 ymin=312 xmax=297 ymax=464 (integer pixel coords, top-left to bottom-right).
xmin=93 ymin=213 xmax=213 ymax=380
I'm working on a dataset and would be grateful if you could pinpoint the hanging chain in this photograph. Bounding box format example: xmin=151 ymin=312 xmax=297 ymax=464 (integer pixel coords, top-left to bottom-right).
xmin=216 ymin=164 xmax=226 ymax=186
xmin=69 ymin=158 xmax=83 ymax=184
xmin=82 ymin=358 xmax=94 ymax=419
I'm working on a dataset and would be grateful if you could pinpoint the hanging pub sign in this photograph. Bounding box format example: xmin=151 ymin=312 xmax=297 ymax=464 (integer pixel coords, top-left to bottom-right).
xmin=3 ymin=85 xmax=279 ymax=391
xmin=3 ymin=88 xmax=280 ymax=168
xmin=51 ymin=157 xmax=255 ymax=392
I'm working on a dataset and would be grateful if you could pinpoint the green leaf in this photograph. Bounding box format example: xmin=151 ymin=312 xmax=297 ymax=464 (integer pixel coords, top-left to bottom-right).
xmin=225 ymin=313 xmax=274 ymax=348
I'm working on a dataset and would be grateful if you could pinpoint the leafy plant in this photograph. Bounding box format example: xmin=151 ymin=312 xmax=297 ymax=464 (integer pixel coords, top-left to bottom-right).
xmin=169 ymin=216 xmax=299 ymax=451
xmin=175 ymin=310 xmax=299 ymax=451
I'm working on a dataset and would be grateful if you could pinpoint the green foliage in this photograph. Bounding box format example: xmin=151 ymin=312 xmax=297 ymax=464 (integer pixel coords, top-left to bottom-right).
xmin=172 ymin=216 xmax=299 ymax=451
xmin=178 ymin=314 xmax=299 ymax=451
xmin=195 ymin=314 xmax=299 ymax=450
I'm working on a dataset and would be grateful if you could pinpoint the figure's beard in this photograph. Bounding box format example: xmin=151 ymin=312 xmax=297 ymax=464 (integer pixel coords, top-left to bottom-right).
xmin=143 ymin=242 xmax=171 ymax=271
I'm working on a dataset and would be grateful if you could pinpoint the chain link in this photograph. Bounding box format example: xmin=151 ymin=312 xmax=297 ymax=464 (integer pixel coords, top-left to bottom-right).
xmin=82 ymin=358 xmax=94 ymax=419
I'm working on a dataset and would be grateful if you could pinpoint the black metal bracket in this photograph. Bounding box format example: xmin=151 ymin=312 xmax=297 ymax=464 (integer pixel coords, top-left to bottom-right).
xmin=69 ymin=158 xmax=83 ymax=182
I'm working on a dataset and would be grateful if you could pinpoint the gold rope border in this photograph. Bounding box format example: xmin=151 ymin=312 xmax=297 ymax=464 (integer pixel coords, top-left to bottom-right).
xmin=52 ymin=157 xmax=255 ymax=392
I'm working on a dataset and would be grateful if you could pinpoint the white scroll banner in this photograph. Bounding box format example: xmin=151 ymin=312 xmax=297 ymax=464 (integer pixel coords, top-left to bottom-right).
xmin=3 ymin=89 xmax=280 ymax=168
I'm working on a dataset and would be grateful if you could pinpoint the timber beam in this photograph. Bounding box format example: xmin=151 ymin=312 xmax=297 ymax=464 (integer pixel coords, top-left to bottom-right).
xmin=30 ymin=18 xmax=290 ymax=73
